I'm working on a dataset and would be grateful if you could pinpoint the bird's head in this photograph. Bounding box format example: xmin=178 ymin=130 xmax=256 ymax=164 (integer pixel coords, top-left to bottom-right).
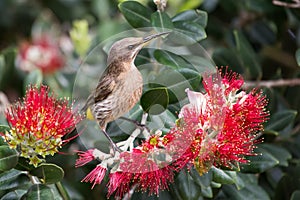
xmin=107 ymin=32 xmax=170 ymax=65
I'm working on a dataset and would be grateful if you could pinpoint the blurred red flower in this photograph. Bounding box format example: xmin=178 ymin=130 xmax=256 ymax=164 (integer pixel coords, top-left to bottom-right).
xmin=17 ymin=36 xmax=65 ymax=74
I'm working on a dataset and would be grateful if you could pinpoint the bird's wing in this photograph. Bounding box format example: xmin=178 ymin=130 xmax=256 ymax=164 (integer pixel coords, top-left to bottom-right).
xmin=94 ymin=72 xmax=116 ymax=103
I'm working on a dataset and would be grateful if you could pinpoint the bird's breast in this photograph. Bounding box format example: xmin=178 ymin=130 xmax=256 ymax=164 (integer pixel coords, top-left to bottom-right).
xmin=110 ymin=66 xmax=143 ymax=118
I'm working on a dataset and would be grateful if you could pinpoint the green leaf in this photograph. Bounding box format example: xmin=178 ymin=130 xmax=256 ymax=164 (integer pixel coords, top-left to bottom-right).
xmin=0 ymin=145 xmax=19 ymax=172
xmin=0 ymin=48 xmax=17 ymax=90
xmin=221 ymin=183 xmax=270 ymax=200
xmin=241 ymin=148 xmax=279 ymax=173
xmin=174 ymin=170 xmax=202 ymax=200
xmin=211 ymin=167 xmax=237 ymax=184
xmin=265 ymin=110 xmax=297 ymax=132
xmin=24 ymin=69 xmax=43 ymax=87
xmin=291 ymin=190 xmax=300 ymax=200
xmin=259 ymin=144 xmax=291 ymax=167
xmin=0 ymin=169 xmax=28 ymax=190
xmin=153 ymin=49 xmax=194 ymax=70
xmin=151 ymin=11 xmax=173 ymax=32
xmin=221 ymin=173 xmax=270 ymax=199
xmin=178 ymin=0 xmax=204 ymax=12
xmin=212 ymin=48 xmax=244 ymax=74
xmin=22 ymin=184 xmax=54 ymax=200
xmin=296 ymin=49 xmax=300 ymax=66
xmin=148 ymin=109 xmax=176 ymax=131
xmin=150 ymin=68 xmax=201 ymax=104
xmin=169 ymin=21 xmax=206 ymax=45
xmin=172 ymin=9 xmax=208 ymax=27
xmin=140 ymin=87 xmax=169 ymax=115
xmin=247 ymin=21 xmax=276 ymax=45
xmin=0 ymin=189 xmax=27 ymax=200
xmin=118 ymin=1 xmax=151 ymax=28
xmin=30 ymin=163 xmax=64 ymax=184
xmin=274 ymin=170 xmax=300 ymax=200
xmin=189 ymin=167 xmax=213 ymax=198
xmin=233 ymin=30 xmax=262 ymax=79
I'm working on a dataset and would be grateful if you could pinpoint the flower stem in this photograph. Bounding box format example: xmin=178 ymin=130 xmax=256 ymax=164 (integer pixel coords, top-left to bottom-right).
xmin=55 ymin=181 xmax=70 ymax=200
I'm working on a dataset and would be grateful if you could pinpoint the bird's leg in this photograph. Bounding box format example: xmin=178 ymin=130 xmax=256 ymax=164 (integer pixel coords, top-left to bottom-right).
xmin=117 ymin=113 xmax=150 ymax=152
xmin=119 ymin=116 xmax=150 ymax=132
xmin=101 ymin=129 xmax=121 ymax=154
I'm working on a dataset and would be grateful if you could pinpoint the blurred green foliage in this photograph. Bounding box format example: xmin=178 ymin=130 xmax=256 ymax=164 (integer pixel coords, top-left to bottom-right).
xmin=0 ymin=0 xmax=300 ymax=199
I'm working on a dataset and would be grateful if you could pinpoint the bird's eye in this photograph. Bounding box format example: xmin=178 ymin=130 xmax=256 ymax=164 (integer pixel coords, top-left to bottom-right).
xmin=128 ymin=45 xmax=134 ymax=50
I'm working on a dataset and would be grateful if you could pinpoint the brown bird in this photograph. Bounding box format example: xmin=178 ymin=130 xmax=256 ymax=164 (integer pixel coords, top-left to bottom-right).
xmin=82 ymin=32 xmax=169 ymax=153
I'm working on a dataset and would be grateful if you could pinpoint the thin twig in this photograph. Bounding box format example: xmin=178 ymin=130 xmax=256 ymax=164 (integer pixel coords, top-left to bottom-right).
xmin=273 ymin=0 xmax=300 ymax=8
xmin=243 ymin=78 xmax=300 ymax=89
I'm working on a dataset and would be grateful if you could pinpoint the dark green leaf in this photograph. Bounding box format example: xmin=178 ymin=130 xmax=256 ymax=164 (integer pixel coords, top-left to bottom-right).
xmin=265 ymin=110 xmax=297 ymax=132
xmin=147 ymin=109 xmax=176 ymax=131
xmin=151 ymin=12 xmax=173 ymax=32
xmin=0 ymin=145 xmax=18 ymax=172
xmin=189 ymin=168 xmax=213 ymax=198
xmin=241 ymin=148 xmax=279 ymax=173
xmin=212 ymin=48 xmax=244 ymax=74
xmin=24 ymin=69 xmax=43 ymax=87
xmin=150 ymin=68 xmax=201 ymax=104
xmin=247 ymin=21 xmax=276 ymax=45
xmin=259 ymin=144 xmax=291 ymax=167
xmin=22 ymin=184 xmax=54 ymax=200
xmin=0 ymin=48 xmax=17 ymax=90
xmin=141 ymin=87 xmax=169 ymax=115
xmin=296 ymin=49 xmax=300 ymax=66
xmin=30 ymin=163 xmax=64 ymax=184
xmin=118 ymin=1 xmax=151 ymax=28
xmin=274 ymin=171 xmax=300 ymax=200
xmin=172 ymin=9 xmax=207 ymax=27
xmin=15 ymin=157 xmax=35 ymax=172
xmin=0 ymin=169 xmax=28 ymax=190
xmin=291 ymin=190 xmax=300 ymax=200
xmin=233 ymin=30 xmax=262 ymax=79
xmin=168 ymin=21 xmax=206 ymax=45
xmin=0 ymin=189 xmax=27 ymax=200
xmin=174 ymin=170 xmax=202 ymax=200
xmin=221 ymin=183 xmax=270 ymax=200
xmin=153 ymin=49 xmax=194 ymax=70
xmin=211 ymin=167 xmax=237 ymax=184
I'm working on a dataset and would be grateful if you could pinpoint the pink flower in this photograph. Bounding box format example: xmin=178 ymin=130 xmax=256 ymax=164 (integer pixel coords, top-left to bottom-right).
xmin=107 ymin=136 xmax=175 ymax=198
xmin=1 ymin=85 xmax=82 ymax=167
xmin=17 ymin=36 xmax=65 ymax=74
xmin=179 ymin=68 xmax=269 ymax=171
xmin=82 ymin=165 xmax=107 ymax=189
xmin=75 ymin=149 xmax=95 ymax=167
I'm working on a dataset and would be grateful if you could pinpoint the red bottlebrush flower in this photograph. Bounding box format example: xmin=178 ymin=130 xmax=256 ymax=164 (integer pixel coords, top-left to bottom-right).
xmin=75 ymin=149 xmax=95 ymax=167
xmin=178 ymin=68 xmax=268 ymax=172
xmin=214 ymin=90 xmax=269 ymax=167
xmin=82 ymin=165 xmax=107 ymax=189
xmin=107 ymin=135 xmax=175 ymax=198
xmin=17 ymin=35 xmax=65 ymax=74
xmin=107 ymin=172 xmax=132 ymax=198
xmin=108 ymin=164 xmax=174 ymax=198
xmin=1 ymin=85 xmax=82 ymax=167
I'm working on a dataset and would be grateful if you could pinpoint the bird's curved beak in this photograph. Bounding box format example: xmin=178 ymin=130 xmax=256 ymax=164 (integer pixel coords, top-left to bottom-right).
xmin=142 ymin=31 xmax=171 ymax=44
